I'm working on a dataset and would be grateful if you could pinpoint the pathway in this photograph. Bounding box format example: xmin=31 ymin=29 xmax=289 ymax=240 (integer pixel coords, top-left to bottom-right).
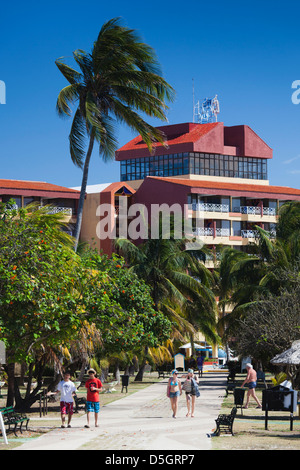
xmin=15 ymin=371 xmax=227 ymax=451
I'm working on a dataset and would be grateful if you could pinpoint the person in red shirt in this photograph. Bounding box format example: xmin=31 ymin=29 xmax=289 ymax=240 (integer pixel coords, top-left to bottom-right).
xmin=84 ymin=369 xmax=103 ymax=428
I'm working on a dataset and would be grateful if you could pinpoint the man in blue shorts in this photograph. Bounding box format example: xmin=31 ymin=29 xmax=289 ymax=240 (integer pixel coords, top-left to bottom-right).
xmin=84 ymin=369 xmax=103 ymax=428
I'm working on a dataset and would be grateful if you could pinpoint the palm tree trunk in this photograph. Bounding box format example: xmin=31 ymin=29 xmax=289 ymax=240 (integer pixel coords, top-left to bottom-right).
xmin=73 ymin=134 xmax=95 ymax=252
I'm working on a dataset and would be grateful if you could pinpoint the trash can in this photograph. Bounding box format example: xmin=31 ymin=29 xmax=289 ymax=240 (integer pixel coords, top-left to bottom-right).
xmin=234 ymin=387 xmax=245 ymax=407
xmin=121 ymin=375 xmax=129 ymax=393
xmin=262 ymin=384 xmax=298 ymax=430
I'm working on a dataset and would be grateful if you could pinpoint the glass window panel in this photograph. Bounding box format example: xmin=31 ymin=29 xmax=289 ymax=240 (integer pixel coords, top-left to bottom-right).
xmin=121 ymin=162 xmax=126 ymax=175
xmin=194 ymin=155 xmax=199 ymax=174
xmin=189 ymin=157 xmax=194 ymax=174
xmin=183 ymin=155 xmax=189 ymax=174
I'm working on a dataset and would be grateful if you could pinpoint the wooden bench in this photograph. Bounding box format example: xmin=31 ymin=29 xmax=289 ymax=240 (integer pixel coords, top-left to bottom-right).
xmin=214 ymin=407 xmax=237 ymax=436
xmin=74 ymin=394 xmax=86 ymax=413
xmin=0 ymin=406 xmax=30 ymax=436
xmin=157 ymin=369 xmax=166 ymax=379
xmin=227 ymin=370 xmax=236 ymax=384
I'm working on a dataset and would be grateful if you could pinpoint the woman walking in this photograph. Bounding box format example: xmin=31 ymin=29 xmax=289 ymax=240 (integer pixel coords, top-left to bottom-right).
xmin=182 ymin=369 xmax=200 ymax=417
xmin=167 ymin=369 xmax=182 ymax=418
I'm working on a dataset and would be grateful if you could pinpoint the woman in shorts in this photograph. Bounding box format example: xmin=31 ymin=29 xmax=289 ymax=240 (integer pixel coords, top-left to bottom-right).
xmin=166 ymin=369 xmax=182 ymax=418
xmin=182 ymin=369 xmax=200 ymax=417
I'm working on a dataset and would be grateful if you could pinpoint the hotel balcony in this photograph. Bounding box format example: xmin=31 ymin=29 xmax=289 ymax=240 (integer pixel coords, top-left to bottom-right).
xmin=189 ymin=203 xmax=277 ymax=223
xmin=239 ymin=206 xmax=276 ymax=216
xmin=189 ymin=203 xmax=229 ymax=213
xmin=241 ymin=229 xmax=276 ymax=239
xmin=193 ymin=227 xmax=230 ymax=237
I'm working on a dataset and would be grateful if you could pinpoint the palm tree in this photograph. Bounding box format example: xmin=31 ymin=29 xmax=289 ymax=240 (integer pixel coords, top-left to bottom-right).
xmin=217 ymin=202 xmax=300 ymax=340
xmin=115 ymin=235 xmax=219 ymax=380
xmin=115 ymin=236 xmax=219 ymax=342
xmin=55 ymin=17 xmax=175 ymax=251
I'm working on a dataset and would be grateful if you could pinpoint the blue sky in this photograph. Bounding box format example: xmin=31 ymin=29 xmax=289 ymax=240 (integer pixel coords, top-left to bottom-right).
xmin=1 ymin=0 xmax=300 ymax=189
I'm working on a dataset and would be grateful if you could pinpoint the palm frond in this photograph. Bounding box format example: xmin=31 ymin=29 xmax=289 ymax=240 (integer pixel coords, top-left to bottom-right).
xmin=69 ymin=108 xmax=87 ymax=168
xmin=55 ymin=58 xmax=83 ymax=85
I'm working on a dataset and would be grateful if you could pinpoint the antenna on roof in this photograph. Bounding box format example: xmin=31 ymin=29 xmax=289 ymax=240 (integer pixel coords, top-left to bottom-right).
xmin=192 ymin=79 xmax=195 ymax=122
xmin=193 ymin=94 xmax=220 ymax=124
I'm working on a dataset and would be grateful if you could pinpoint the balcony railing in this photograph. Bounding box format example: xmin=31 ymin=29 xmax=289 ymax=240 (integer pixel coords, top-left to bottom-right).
xmin=190 ymin=203 xmax=229 ymax=213
xmin=238 ymin=206 xmax=276 ymax=216
xmin=39 ymin=206 xmax=73 ymax=215
xmin=190 ymin=203 xmax=276 ymax=216
xmin=241 ymin=229 xmax=276 ymax=239
xmin=193 ymin=227 xmax=230 ymax=237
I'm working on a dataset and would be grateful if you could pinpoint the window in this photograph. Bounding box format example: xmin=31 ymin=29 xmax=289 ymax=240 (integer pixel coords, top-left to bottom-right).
xmin=120 ymin=154 xmax=268 ymax=181
xmin=2 ymin=195 xmax=22 ymax=208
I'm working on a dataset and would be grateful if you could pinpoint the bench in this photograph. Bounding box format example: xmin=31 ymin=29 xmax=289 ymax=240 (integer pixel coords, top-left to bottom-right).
xmin=214 ymin=407 xmax=237 ymax=436
xmin=105 ymin=381 xmax=118 ymax=393
xmin=0 ymin=406 xmax=30 ymax=437
xmin=225 ymin=383 xmax=235 ymax=397
xmin=157 ymin=369 xmax=166 ymax=379
xmin=74 ymin=394 xmax=86 ymax=413
xmin=227 ymin=370 xmax=236 ymax=384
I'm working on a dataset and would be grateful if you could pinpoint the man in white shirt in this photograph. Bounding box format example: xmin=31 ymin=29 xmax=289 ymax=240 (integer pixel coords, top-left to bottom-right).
xmin=55 ymin=372 xmax=77 ymax=428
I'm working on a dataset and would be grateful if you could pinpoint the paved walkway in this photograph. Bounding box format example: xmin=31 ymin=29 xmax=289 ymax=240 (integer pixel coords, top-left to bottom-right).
xmin=15 ymin=371 xmax=227 ymax=451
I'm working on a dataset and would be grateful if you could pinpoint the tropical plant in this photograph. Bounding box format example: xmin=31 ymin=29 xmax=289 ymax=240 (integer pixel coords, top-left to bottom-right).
xmin=216 ymin=201 xmax=300 ymax=358
xmin=55 ymin=17 xmax=175 ymax=250
xmin=115 ymin=236 xmax=219 ymax=345
xmin=0 ymin=202 xmax=88 ymax=407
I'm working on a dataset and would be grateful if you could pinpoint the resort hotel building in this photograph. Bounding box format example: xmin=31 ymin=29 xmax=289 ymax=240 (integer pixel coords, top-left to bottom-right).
xmin=78 ymin=121 xmax=300 ymax=261
xmin=2 ymin=120 xmax=300 ymax=361
xmin=0 ymin=179 xmax=80 ymax=237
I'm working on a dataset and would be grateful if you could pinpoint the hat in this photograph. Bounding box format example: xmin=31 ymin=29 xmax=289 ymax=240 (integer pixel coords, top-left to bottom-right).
xmin=188 ymin=368 xmax=194 ymax=373
xmin=171 ymin=369 xmax=178 ymax=375
xmin=88 ymin=368 xmax=96 ymax=374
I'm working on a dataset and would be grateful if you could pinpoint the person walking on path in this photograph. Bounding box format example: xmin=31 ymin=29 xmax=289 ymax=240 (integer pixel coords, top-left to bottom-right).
xmin=182 ymin=369 xmax=200 ymax=417
xmin=84 ymin=369 xmax=103 ymax=428
xmin=241 ymin=363 xmax=262 ymax=409
xmin=196 ymin=355 xmax=204 ymax=378
xmin=166 ymin=369 xmax=182 ymax=418
xmin=53 ymin=371 xmax=77 ymax=428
